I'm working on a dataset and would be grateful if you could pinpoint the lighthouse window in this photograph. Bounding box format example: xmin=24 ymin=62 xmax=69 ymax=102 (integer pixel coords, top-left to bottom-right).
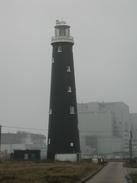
xmin=52 ymin=57 xmax=54 ymax=63
xmin=66 ymin=29 xmax=69 ymax=36
xmin=67 ymin=86 xmax=72 ymax=93
xmin=70 ymin=142 xmax=74 ymax=147
xmin=59 ymin=28 xmax=66 ymax=36
xmin=57 ymin=46 xmax=62 ymax=52
xmin=49 ymin=109 xmax=52 ymax=115
xmin=66 ymin=66 xmax=71 ymax=72
xmin=70 ymin=106 xmax=75 ymax=114
xmin=55 ymin=28 xmax=60 ymax=37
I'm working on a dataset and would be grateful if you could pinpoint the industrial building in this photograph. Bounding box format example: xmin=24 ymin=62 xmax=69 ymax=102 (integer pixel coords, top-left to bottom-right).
xmin=0 ymin=131 xmax=46 ymax=160
xmin=130 ymin=113 xmax=137 ymax=157
xmin=78 ymin=102 xmax=130 ymax=159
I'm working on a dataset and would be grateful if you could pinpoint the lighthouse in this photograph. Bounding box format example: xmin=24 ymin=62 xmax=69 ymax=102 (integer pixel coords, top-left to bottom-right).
xmin=47 ymin=20 xmax=80 ymax=161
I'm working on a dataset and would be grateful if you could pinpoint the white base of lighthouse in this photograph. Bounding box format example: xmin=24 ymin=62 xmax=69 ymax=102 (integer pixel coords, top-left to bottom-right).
xmin=55 ymin=153 xmax=79 ymax=162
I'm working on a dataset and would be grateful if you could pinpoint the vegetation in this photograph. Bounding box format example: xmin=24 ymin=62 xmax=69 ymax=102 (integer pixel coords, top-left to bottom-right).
xmin=0 ymin=161 xmax=99 ymax=183
xmin=130 ymin=174 xmax=137 ymax=183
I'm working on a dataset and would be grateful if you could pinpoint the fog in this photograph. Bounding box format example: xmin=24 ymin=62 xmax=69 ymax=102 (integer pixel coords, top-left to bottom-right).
xmin=0 ymin=0 xmax=137 ymax=134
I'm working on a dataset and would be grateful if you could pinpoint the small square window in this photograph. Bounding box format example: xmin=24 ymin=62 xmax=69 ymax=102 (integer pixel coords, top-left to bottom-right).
xmin=49 ymin=109 xmax=52 ymax=115
xmin=70 ymin=142 xmax=74 ymax=147
xmin=67 ymin=86 xmax=72 ymax=93
xmin=66 ymin=66 xmax=71 ymax=72
xmin=57 ymin=46 xmax=62 ymax=52
xmin=52 ymin=57 xmax=54 ymax=63
xmin=70 ymin=106 xmax=75 ymax=114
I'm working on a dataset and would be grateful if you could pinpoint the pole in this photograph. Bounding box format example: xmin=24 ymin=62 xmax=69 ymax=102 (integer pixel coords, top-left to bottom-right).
xmin=0 ymin=125 xmax=1 ymax=152
xmin=129 ymin=130 xmax=133 ymax=164
xmin=0 ymin=125 xmax=1 ymax=160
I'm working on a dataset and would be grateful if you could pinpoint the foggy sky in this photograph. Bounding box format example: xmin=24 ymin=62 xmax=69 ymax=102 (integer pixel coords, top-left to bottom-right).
xmin=0 ymin=0 xmax=137 ymax=134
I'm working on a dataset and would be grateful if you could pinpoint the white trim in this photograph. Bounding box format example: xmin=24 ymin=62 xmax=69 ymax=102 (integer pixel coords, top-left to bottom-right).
xmin=55 ymin=153 xmax=77 ymax=162
xmin=51 ymin=36 xmax=74 ymax=44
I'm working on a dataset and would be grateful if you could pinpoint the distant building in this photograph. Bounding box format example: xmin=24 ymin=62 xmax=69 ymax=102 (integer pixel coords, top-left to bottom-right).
xmin=1 ymin=131 xmax=46 ymax=160
xmin=78 ymin=102 xmax=130 ymax=158
xmin=130 ymin=113 xmax=137 ymax=131
xmin=130 ymin=113 xmax=137 ymax=157
xmin=13 ymin=150 xmax=40 ymax=161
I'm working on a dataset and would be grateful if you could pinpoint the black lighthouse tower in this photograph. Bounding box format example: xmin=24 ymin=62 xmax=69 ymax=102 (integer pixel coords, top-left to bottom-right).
xmin=47 ymin=20 xmax=80 ymax=160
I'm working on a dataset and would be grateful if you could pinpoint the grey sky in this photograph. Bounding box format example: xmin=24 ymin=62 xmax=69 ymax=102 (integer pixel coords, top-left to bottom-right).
xmin=0 ymin=0 xmax=137 ymax=133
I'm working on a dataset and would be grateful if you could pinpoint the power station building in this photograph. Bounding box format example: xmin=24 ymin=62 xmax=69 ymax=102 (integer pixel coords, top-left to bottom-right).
xmin=78 ymin=102 xmax=130 ymax=159
xmin=47 ymin=20 xmax=80 ymax=160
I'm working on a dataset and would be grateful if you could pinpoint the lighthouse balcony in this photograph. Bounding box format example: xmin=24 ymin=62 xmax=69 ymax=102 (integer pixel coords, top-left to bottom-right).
xmin=51 ymin=36 xmax=74 ymax=44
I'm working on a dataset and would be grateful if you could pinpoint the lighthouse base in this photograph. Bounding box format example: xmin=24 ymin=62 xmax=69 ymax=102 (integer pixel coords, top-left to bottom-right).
xmin=55 ymin=153 xmax=80 ymax=162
